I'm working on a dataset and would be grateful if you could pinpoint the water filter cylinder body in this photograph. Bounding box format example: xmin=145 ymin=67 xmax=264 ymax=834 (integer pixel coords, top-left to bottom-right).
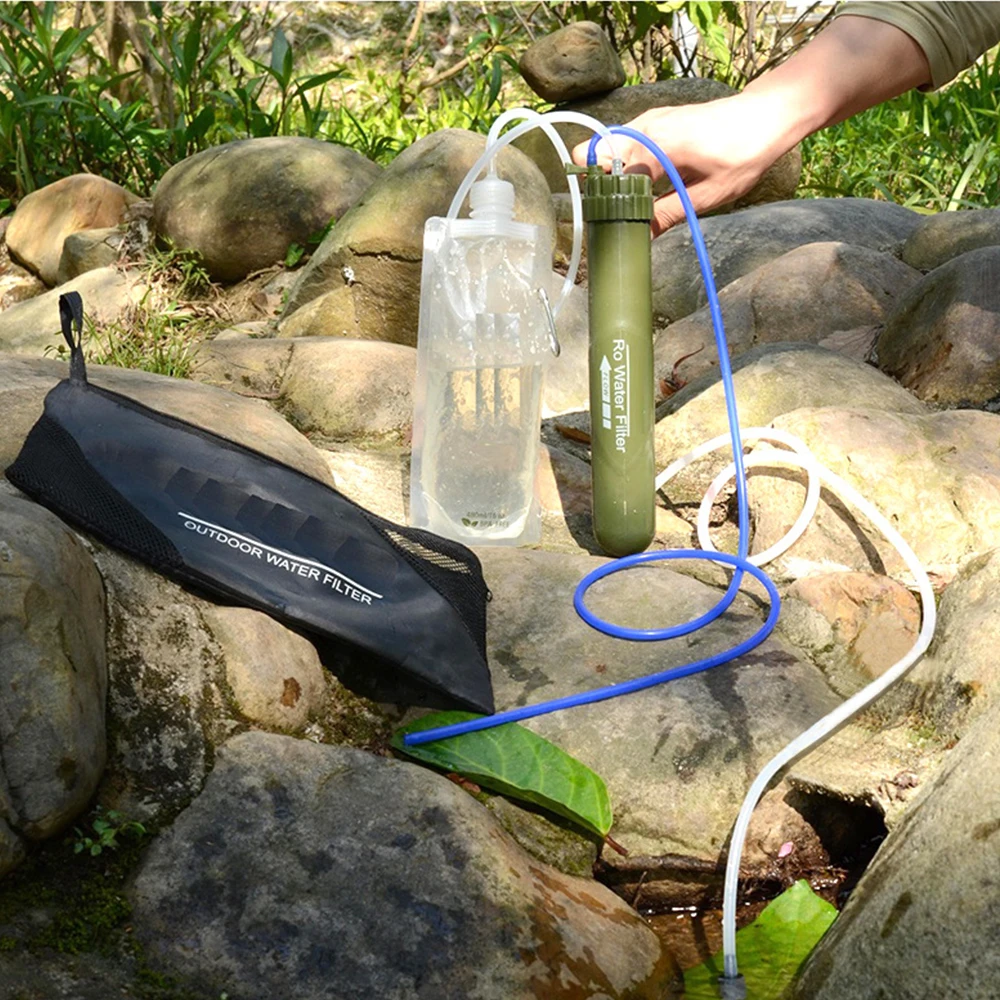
xmin=409 ymin=178 xmax=552 ymax=546
xmin=584 ymin=169 xmax=655 ymax=556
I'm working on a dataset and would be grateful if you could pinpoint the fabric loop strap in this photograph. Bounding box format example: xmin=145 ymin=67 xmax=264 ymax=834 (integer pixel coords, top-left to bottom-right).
xmin=58 ymin=292 xmax=87 ymax=384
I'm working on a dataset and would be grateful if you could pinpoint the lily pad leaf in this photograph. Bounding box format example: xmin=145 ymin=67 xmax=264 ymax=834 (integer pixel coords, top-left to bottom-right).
xmin=683 ymin=880 xmax=837 ymax=999
xmin=392 ymin=711 xmax=612 ymax=838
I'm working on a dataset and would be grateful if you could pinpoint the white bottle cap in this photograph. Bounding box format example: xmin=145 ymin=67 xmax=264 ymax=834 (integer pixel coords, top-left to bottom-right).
xmin=469 ymin=177 xmax=515 ymax=220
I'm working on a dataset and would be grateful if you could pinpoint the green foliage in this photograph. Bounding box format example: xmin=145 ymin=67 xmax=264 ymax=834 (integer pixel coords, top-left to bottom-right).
xmin=683 ymin=880 xmax=837 ymax=998
xmin=0 ymin=2 xmax=549 ymax=198
xmin=84 ymin=301 xmax=206 ymax=379
xmin=393 ymin=711 xmax=613 ymax=838
xmin=801 ymin=47 xmax=1000 ymax=212
xmin=72 ymin=805 xmax=147 ymax=857
xmin=285 ymin=216 xmax=337 ymax=268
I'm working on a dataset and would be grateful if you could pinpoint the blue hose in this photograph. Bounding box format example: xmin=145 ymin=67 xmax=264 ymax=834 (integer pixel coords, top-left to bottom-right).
xmin=404 ymin=126 xmax=778 ymax=748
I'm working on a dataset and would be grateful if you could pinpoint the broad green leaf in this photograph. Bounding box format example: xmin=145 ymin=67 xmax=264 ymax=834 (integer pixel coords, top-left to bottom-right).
xmin=393 ymin=711 xmax=612 ymax=838
xmin=683 ymin=880 xmax=837 ymax=999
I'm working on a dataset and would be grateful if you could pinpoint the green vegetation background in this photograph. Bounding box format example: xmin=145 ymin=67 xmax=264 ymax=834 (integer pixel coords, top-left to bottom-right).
xmin=2 ymin=1 xmax=999 ymax=216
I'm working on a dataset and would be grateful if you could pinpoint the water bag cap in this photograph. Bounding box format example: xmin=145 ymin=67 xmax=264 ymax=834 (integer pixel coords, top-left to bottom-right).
xmin=582 ymin=169 xmax=654 ymax=223
xmin=469 ymin=177 xmax=515 ymax=220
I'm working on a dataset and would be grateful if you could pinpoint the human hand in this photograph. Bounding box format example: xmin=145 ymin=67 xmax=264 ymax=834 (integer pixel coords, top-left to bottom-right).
xmin=571 ymin=94 xmax=792 ymax=238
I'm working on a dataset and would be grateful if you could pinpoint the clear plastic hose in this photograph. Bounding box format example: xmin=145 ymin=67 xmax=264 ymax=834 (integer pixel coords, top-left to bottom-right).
xmin=718 ymin=446 xmax=937 ymax=981
xmin=481 ymin=108 xmax=582 ymax=318
xmin=445 ymin=111 xmax=620 ymax=319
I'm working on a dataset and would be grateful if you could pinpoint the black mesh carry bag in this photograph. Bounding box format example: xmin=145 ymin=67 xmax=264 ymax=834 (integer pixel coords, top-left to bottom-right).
xmin=6 ymin=293 xmax=494 ymax=714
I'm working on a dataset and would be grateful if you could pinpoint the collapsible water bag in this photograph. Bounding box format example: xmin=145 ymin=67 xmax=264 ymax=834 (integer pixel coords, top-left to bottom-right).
xmin=6 ymin=293 xmax=494 ymax=714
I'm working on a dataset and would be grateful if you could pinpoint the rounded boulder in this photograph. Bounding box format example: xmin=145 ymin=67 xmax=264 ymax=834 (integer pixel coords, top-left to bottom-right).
xmin=6 ymin=174 xmax=138 ymax=286
xmin=153 ymin=137 xmax=382 ymax=282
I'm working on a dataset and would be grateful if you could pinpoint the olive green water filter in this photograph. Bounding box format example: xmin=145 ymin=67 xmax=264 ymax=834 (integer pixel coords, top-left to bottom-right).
xmin=584 ymin=167 xmax=655 ymax=556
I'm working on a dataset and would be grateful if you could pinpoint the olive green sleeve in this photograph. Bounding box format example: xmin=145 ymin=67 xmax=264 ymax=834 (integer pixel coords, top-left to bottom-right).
xmin=835 ymin=1 xmax=1000 ymax=89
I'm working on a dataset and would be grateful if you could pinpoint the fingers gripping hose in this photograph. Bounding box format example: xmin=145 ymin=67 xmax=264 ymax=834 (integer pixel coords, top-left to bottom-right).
xmin=407 ymin=114 xmax=937 ymax=996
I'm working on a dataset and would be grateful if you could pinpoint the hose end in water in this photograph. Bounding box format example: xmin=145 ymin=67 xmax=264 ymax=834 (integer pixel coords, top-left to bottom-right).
xmin=718 ymin=974 xmax=747 ymax=1000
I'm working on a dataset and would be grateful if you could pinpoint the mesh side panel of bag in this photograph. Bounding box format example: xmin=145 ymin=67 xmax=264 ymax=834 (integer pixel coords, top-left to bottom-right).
xmin=7 ymin=412 xmax=183 ymax=569
xmin=365 ymin=514 xmax=490 ymax=661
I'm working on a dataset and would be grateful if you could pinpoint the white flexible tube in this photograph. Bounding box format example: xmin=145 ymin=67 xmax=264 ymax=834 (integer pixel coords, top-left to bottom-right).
xmin=482 ymin=108 xmax=583 ymax=318
xmin=446 ymin=112 xmax=621 ymax=319
xmin=657 ymin=428 xmax=822 ymax=567
xmin=688 ymin=433 xmax=939 ymax=982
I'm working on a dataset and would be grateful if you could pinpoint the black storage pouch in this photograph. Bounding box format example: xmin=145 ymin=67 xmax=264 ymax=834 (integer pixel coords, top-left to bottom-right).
xmin=6 ymin=293 xmax=494 ymax=714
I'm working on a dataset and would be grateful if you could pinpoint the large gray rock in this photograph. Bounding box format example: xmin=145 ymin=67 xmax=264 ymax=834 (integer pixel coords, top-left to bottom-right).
xmin=514 ymin=79 xmax=800 ymax=208
xmin=902 ymin=206 xmax=1000 ymax=271
xmin=876 ymin=246 xmax=1000 ymax=406
xmin=0 ymin=356 xmax=332 ymax=483
xmin=653 ymin=344 xmax=927 ymax=507
xmin=279 ymin=129 xmax=555 ymax=346
xmin=195 ymin=336 xmax=417 ymax=444
xmin=476 ymin=547 xmax=841 ymax=868
xmin=794 ymin=699 xmax=1000 ymax=1000
xmin=653 ymin=199 xmax=921 ymax=324
xmin=888 ymin=547 xmax=1000 ymax=740
xmin=153 ymin=136 xmax=381 ymax=283
xmin=748 ymin=406 xmax=1000 ymax=586
xmin=519 ymin=22 xmax=625 ymax=102
xmin=92 ymin=542 xmax=389 ymax=823
xmin=0 ymin=267 xmax=145 ymax=356
xmin=0 ymin=494 xmax=106 ymax=856
xmin=130 ymin=731 xmax=676 ymax=1000
xmin=655 ymin=242 xmax=921 ymax=388
xmin=6 ymin=174 xmax=138 ymax=285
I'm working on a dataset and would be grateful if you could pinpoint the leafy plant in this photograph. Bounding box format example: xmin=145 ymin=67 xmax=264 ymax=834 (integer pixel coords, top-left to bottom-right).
xmin=84 ymin=302 xmax=206 ymax=379
xmin=72 ymin=805 xmax=147 ymax=857
xmin=683 ymin=879 xmax=837 ymax=999
xmin=800 ymin=44 xmax=1000 ymax=211
xmin=284 ymin=215 xmax=337 ymax=268
xmin=393 ymin=711 xmax=613 ymax=839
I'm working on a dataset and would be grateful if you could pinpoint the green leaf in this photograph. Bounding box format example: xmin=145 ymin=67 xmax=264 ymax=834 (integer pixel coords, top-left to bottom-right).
xmin=393 ymin=711 xmax=613 ymax=838
xmin=683 ymin=880 xmax=837 ymax=999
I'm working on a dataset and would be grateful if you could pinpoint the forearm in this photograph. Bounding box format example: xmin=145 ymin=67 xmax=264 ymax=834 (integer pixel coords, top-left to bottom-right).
xmin=736 ymin=15 xmax=931 ymax=158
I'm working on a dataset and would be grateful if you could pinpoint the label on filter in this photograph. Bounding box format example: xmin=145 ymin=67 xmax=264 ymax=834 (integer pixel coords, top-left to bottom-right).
xmin=611 ymin=338 xmax=630 ymax=453
xmin=599 ymin=356 xmax=612 ymax=430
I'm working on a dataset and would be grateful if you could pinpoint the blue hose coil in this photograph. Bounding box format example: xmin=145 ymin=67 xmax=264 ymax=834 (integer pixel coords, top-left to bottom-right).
xmin=404 ymin=126 xmax=779 ymax=748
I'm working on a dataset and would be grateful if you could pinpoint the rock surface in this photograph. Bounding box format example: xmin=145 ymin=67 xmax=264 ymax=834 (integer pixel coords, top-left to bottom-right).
xmin=894 ymin=547 xmax=1000 ymax=739
xmin=6 ymin=174 xmax=138 ymax=286
xmin=876 ymin=246 xmax=1000 ymax=406
xmin=794 ymin=699 xmax=1000 ymax=1000
xmin=130 ymin=731 xmax=677 ymax=1000
xmin=655 ymin=242 xmax=920 ymax=387
xmin=653 ymin=344 xmax=927 ymax=503
xmin=280 ymin=129 xmax=554 ymax=346
xmin=901 ymin=206 xmax=1000 ymax=271
xmin=195 ymin=336 xmax=416 ymax=443
xmin=0 ymin=267 xmax=145 ymax=356
xmin=652 ymin=199 xmax=921 ymax=324
xmin=749 ymin=406 xmax=1000 ymax=586
xmin=0 ymin=356 xmax=332 ymax=483
xmin=153 ymin=136 xmax=382 ymax=282
xmin=0 ymin=493 xmax=106 ymax=855
xmin=519 ymin=22 xmax=625 ymax=102
xmin=56 ymin=226 xmax=124 ymax=284
xmin=476 ymin=547 xmax=842 ymax=862
xmin=199 ymin=606 xmax=328 ymax=733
